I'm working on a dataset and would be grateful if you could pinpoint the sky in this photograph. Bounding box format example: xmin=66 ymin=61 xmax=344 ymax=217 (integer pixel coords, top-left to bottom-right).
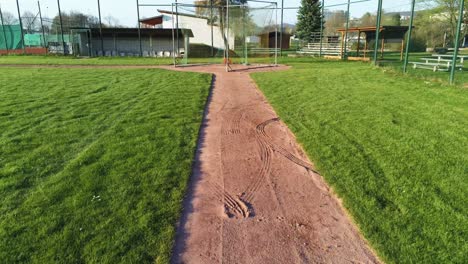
xmin=0 ymin=0 xmax=426 ymax=27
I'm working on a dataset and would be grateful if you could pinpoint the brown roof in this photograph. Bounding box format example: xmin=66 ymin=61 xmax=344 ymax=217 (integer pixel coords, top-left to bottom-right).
xmin=139 ymin=16 xmax=164 ymax=26
xmin=336 ymin=26 xmax=412 ymax=33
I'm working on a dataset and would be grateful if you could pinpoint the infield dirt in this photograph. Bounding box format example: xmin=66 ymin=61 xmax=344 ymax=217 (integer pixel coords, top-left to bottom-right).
xmin=166 ymin=64 xmax=380 ymax=264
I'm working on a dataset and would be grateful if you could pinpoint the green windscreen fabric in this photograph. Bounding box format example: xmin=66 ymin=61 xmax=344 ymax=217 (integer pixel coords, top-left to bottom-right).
xmin=24 ymin=34 xmax=45 ymax=46
xmin=0 ymin=25 xmax=23 ymax=50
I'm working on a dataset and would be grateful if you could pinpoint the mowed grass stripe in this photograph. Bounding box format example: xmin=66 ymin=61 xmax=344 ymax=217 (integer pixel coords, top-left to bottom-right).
xmin=252 ymin=61 xmax=468 ymax=264
xmin=0 ymin=68 xmax=211 ymax=263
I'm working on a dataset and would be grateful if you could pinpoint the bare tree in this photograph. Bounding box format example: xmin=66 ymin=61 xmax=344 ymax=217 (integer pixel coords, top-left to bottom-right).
xmin=104 ymin=15 xmax=120 ymax=27
xmin=22 ymin=11 xmax=41 ymax=33
xmin=1 ymin=11 xmax=19 ymax=25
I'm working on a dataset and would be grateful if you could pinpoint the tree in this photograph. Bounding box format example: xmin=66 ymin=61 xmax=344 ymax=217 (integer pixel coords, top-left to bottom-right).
xmin=324 ymin=11 xmax=346 ymax=36
xmin=296 ymin=0 xmax=323 ymax=41
xmin=418 ymin=0 xmax=468 ymax=42
xmin=22 ymin=11 xmax=41 ymax=33
xmin=382 ymin=13 xmax=401 ymax=26
xmin=51 ymin=11 xmax=101 ymax=34
xmin=104 ymin=15 xmax=121 ymax=27
xmin=1 ymin=11 xmax=18 ymax=25
xmin=360 ymin=12 xmax=377 ymax=27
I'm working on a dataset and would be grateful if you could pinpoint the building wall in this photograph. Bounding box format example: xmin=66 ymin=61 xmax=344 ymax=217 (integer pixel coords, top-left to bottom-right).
xmin=77 ymin=33 xmax=184 ymax=57
xmin=161 ymin=14 xmax=234 ymax=49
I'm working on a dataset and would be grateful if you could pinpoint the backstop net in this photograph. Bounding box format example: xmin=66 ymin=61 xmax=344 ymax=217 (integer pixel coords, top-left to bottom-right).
xmin=173 ymin=0 xmax=278 ymax=68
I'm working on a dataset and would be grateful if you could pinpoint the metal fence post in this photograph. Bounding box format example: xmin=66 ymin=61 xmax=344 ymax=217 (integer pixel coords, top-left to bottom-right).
xmin=450 ymin=0 xmax=464 ymax=85
xmin=210 ymin=0 xmax=214 ymax=57
xmin=16 ymin=0 xmax=26 ymax=54
xmin=57 ymin=0 xmax=66 ymax=55
xmin=319 ymin=0 xmax=325 ymax=57
xmin=275 ymin=2 xmax=278 ymax=65
xmin=343 ymin=0 xmax=351 ymax=59
xmin=280 ymin=0 xmax=284 ymax=56
xmin=226 ymin=1 xmax=229 ymax=72
xmin=373 ymin=0 xmax=383 ymax=65
xmin=97 ymin=0 xmax=104 ymax=56
xmin=403 ymin=0 xmax=416 ymax=73
xmin=38 ymin=1 xmax=47 ymax=53
xmin=136 ymin=0 xmax=142 ymax=57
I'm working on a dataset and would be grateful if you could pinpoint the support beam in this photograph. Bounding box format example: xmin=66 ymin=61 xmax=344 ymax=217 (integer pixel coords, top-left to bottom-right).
xmin=403 ymin=0 xmax=416 ymax=73
xmin=16 ymin=0 xmax=26 ymax=54
xmin=37 ymin=1 xmax=46 ymax=53
xmin=343 ymin=0 xmax=351 ymax=59
xmin=450 ymin=0 xmax=464 ymax=85
xmin=280 ymin=0 xmax=284 ymax=56
xmin=357 ymin=31 xmax=361 ymax=57
xmin=373 ymin=0 xmax=383 ymax=65
xmin=275 ymin=2 xmax=278 ymax=65
xmin=210 ymin=0 xmax=214 ymax=57
xmin=97 ymin=0 xmax=104 ymax=56
xmin=136 ymin=0 xmax=143 ymax=57
xmin=57 ymin=0 xmax=66 ymax=55
xmin=319 ymin=0 xmax=325 ymax=57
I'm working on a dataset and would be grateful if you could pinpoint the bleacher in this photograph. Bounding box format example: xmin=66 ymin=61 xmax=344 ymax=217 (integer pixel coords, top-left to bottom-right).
xmin=296 ymin=32 xmax=350 ymax=57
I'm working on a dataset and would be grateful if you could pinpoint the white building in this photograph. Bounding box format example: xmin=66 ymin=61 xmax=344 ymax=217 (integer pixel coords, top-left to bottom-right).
xmin=140 ymin=10 xmax=234 ymax=50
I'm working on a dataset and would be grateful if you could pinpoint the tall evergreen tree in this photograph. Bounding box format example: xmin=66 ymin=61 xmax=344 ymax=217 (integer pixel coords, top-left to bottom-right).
xmin=296 ymin=0 xmax=323 ymax=42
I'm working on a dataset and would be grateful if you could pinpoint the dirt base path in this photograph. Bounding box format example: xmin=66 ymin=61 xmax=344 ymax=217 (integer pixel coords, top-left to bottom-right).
xmin=165 ymin=64 xmax=379 ymax=264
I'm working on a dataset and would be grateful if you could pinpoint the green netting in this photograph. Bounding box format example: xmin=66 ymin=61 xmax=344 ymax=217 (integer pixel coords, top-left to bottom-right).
xmin=46 ymin=34 xmax=72 ymax=43
xmin=0 ymin=25 xmax=23 ymax=50
xmin=24 ymin=34 xmax=44 ymax=46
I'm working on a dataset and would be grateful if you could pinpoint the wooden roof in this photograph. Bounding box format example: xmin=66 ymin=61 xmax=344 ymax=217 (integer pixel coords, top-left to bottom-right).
xmin=336 ymin=26 xmax=411 ymax=33
xmin=139 ymin=16 xmax=164 ymax=26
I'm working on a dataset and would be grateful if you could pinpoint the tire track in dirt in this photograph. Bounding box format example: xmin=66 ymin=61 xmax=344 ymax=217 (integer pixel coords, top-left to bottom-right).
xmin=240 ymin=132 xmax=273 ymax=203
xmin=206 ymin=182 xmax=251 ymax=219
xmin=167 ymin=64 xmax=380 ymax=264
xmin=222 ymin=108 xmax=244 ymax=135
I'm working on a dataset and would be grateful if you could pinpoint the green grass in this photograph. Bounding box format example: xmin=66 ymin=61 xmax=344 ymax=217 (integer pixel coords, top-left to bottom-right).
xmin=0 ymin=68 xmax=211 ymax=263
xmin=252 ymin=61 xmax=468 ymax=264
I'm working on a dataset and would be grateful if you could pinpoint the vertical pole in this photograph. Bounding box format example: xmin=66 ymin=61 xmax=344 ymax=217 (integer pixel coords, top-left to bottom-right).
xmin=275 ymin=3 xmax=278 ymax=65
xmin=373 ymin=0 xmax=383 ymax=65
xmin=381 ymin=38 xmax=384 ymax=58
xmin=280 ymin=0 xmax=284 ymax=56
xmin=403 ymin=0 xmax=416 ymax=73
xmin=0 ymin=6 xmax=9 ymax=53
xmin=210 ymin=0 xmax=214 ymax=57
xmin=319 ymin=0 xmax=325 ymax=57
xmin=57 ymin=0 xmax=66 ymax=55
xmin=243 ymin=4 xmax=247 ymax=65
xmin=175 ymin=0 xmax=179 ymax=56
xmin=38 ymin=1 xmax=46 ymax=53
xmin=16 ymin=0 xmax=26 ymax=54
xmin=97 ymin=0 xmax=104 ymax=56
xmin=226 ymin=1 xmax=229 ymax=72
xmin=136 ymin=0 xmax=142 ymax=57
xmin=357 ymin=31 xmax=361 ymax=56
xmin=449 ymin=0 xmax=464 ymax=85
xmin=343 ymin=0 xmax=351 ymax=59
xmin=400 ymin=39 xmax=404 ymax=61
xmin=171 ymin=3 xmax=176 ymax=66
